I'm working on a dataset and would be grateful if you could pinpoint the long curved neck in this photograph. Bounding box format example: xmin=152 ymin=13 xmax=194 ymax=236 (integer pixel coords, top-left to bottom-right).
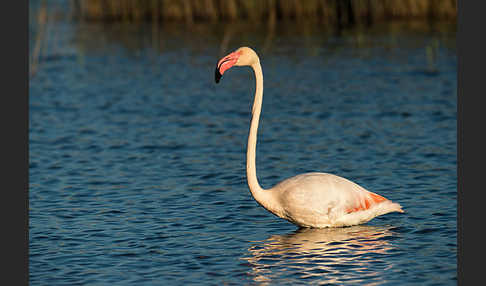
xmin=247 ymin=61 xmax=275 ymax=210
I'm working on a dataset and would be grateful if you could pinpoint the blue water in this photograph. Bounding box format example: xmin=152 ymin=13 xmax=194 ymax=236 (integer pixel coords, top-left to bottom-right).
xmin=29 ymin=16 xmax=457 ymax=285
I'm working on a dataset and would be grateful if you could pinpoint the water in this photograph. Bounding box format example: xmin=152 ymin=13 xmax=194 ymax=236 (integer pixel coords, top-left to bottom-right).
xmin=29 ymin=15 xmax=457 ymax=285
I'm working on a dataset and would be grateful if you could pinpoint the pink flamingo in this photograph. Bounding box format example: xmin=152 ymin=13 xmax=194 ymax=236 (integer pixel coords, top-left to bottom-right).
xmin=215 ymin=47 xmax=404 ymax=228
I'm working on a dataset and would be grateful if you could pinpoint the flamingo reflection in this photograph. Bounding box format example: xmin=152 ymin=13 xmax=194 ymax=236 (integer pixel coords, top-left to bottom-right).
xmin=242 ymin=225 xmax=397 ymax=284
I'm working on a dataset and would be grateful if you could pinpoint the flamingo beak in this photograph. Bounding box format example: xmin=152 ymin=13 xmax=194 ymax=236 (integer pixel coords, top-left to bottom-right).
xmin=215 ymin=51 xmax=241 ymax=83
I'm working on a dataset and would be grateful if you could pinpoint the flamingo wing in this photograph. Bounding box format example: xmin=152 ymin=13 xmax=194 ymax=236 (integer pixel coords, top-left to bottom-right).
xmin=345 ymin=190 xmax=388 ymax=213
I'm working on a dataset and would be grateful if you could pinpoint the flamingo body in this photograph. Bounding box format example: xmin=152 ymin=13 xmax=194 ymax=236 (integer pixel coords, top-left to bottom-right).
xmin=215 ymin=47 xmax=403 ymax=228
xmin=268 ymin=172 xmax=403 ymax=228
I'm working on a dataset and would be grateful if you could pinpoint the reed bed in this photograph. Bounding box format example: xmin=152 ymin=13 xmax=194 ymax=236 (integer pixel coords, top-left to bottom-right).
xmin=30 ymin=0 xmax=456 ymax=77
xmin=71 ymin=0 xmax=457 ymax=25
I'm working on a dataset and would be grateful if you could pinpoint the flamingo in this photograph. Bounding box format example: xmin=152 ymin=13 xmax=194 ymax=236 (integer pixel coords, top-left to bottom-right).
xmin=215 ymin=47 xmax=404 ymax=228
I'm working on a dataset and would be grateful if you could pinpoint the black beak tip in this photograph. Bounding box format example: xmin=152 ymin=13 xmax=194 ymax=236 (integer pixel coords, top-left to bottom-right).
xmin=215 ymin=68 xmax=222 ymax=84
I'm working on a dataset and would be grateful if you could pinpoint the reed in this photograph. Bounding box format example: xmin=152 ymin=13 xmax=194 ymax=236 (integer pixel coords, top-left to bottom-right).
xmin=71 ymin=0 xmax=457 ymax=25
xmin=30 ymin=1 xmax=48 ymax=77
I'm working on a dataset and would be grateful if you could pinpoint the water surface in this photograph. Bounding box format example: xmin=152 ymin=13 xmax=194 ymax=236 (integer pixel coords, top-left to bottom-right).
xmin=30 ymin=17 xmax=456 ymax=285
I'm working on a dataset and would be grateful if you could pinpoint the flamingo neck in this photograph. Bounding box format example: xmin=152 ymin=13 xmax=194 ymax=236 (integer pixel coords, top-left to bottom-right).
xmin=247 ymin=61 xmax=274 ymax=210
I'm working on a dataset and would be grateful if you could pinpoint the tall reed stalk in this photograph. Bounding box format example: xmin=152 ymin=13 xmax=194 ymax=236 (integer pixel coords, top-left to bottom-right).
xmin=30 ymin=1 xmax=48 ymax=77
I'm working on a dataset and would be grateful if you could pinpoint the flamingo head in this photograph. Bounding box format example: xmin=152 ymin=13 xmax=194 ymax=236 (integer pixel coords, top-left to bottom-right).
xmin=215 ymin=47 xmax=259 ymax=83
